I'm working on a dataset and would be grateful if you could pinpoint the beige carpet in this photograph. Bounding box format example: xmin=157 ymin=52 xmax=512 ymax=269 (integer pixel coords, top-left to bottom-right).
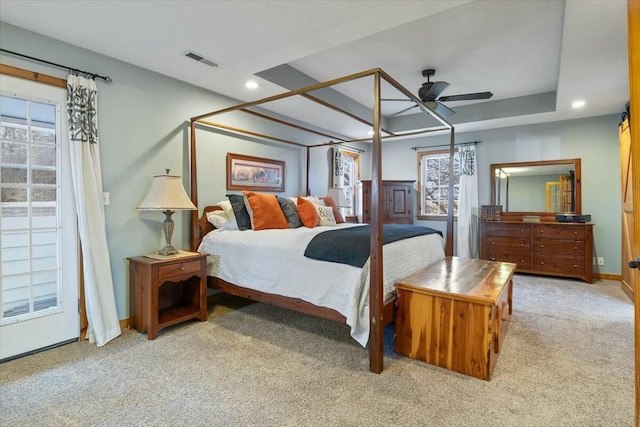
xmin=0 ymin=274 xmax=634 ymax=426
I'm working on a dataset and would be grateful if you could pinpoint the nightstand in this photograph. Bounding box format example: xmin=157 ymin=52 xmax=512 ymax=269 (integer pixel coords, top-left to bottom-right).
xmin=128 ymin=253 xmax=208 ymax=339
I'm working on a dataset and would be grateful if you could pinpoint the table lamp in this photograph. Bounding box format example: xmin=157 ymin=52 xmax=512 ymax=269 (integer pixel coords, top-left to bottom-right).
xmin=327 ymin=187 xmax=350 ymax=208
xmin=137 ymin=169 xmax=196 ymax=255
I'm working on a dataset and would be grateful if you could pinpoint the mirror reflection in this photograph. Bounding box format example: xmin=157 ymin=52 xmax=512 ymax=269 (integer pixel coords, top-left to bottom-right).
xmin=491 ymin=159 xmax=581 ymax=214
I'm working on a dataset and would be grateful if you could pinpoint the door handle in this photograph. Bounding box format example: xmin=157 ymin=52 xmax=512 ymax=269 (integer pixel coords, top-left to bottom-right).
xmin=630 ymin=257 xmax=640 ymax=269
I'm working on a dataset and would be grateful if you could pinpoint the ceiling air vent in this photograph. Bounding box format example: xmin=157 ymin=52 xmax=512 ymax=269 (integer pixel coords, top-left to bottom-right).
xmin=183 ymin=51 xmax=219 ymax=68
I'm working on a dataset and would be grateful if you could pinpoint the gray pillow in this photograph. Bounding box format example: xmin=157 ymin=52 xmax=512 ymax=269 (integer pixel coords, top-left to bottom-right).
xmin=227 ymin=194 xmax=252 ymax=231
xmin=277 ymin=196 xmax=302 ymax=228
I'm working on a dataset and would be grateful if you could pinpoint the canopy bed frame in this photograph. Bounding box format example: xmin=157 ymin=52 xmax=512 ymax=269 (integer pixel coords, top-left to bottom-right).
xmin=188 ymin=68 xmax=455 ymax=373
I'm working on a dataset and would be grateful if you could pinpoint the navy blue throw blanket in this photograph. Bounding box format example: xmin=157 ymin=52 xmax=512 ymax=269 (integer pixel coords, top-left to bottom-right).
xmin=304 ymin=224 xmax=442 ymax=268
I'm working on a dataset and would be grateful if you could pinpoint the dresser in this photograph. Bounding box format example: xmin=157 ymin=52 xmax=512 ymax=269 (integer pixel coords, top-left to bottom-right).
xmin=480 ymin=221 xmax=593 ymax=283
xmin=357 ymin=180 xmax=414 ymax=224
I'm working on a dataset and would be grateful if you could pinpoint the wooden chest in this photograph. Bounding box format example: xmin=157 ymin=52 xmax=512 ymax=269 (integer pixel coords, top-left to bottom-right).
xmin=395 ymin=257 xmax=515 ymax=381
xmin=481 ymin=221 xmax=593 ymax=283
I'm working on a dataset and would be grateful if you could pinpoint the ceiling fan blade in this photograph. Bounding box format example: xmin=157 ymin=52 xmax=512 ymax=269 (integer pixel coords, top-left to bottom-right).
xmin=389 ymin=103 xmax=419 ymax=117
xmin=382 ymin=98 xmax=413 ymax=102
xmin=424 ymin=101 xmax=455 ymax=117
xmin=420 ymin=81 xmax=450 ymax=101
xmin=434 ymin=102 xmax=455 ymax=117
xmin=438 ymin=91 xmax=493 ymax=102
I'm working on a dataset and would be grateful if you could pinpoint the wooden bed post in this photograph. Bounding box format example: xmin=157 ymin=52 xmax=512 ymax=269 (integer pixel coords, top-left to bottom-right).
xmin=369 ymin=70 xmax=384 ymax=373
xmin=306 ymin=146 xmax=310 ymax=196
xmin=189 ymin=119 xmax=199 ymax=251
xmin=445 ymin=128 xmax=455 ymax=256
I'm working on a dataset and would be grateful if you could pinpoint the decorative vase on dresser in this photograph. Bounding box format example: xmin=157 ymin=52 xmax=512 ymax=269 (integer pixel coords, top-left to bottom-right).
xmin=480 ymin=221 xmax=593 ymax=283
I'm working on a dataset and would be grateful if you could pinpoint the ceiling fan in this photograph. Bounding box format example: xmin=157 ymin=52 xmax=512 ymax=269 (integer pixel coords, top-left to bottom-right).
xmin=387 ymin=69 xmax=493 ymax=117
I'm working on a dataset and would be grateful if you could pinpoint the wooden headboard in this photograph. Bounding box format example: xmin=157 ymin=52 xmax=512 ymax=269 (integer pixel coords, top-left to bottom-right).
xmin=194 ymin=205 xmax=221 ymax=251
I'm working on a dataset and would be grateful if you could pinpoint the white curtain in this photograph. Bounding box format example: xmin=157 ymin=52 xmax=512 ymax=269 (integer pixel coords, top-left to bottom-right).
xmin=67 ymin=75 xmax=121 ymax=346
xmin=456 ymin=144 xmax=479 ymax=258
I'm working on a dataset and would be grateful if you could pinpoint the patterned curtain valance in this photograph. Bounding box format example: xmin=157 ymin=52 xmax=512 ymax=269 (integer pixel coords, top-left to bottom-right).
xmin=67 ymin=75 xmax=99 ymax=144
xmin=460 ymin=144 xmax=476 ymax=176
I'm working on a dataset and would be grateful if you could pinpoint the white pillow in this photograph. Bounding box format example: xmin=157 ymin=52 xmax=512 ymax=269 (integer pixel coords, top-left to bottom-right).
xmin=206 ymin=210 xmax=237 ymax=230
xmin=216 ymin=200 xmax=238 ymax=229
xmin=304 ymin=196 xmax=325 ymax=206
xmin=314 ymin=203 xmax=336 ymax=226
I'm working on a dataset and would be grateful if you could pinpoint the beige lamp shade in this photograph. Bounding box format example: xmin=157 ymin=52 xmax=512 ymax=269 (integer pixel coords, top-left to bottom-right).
xmin=327 ymin=187 xmax=350 ymax=208
xmin=137 ymin=171 xmax=196 ymax=255
xmin=137 ymin=172 xmax=196 ymax=211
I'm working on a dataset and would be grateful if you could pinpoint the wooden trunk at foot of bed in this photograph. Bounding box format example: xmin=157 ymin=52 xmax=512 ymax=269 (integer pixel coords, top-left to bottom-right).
xmin=208 ymin=276 xmax=396 ymax=327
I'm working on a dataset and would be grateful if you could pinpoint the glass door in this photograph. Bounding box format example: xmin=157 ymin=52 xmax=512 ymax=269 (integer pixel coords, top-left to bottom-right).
xmin=0 ymin=75 xmax=78 ymax=361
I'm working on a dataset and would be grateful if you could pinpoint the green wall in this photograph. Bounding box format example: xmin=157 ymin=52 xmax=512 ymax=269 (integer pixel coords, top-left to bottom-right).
xmin=376 ymin=115 xmax=622 ymax=275
xmin=1 ymin=22 xmax=624 ymax=323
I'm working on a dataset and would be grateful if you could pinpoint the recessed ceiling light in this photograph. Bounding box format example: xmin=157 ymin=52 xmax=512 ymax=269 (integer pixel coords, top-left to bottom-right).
xmin=571 ymin=100 xmax=586 ymax=109
xmin=245 ymin=81 xmax=259 ymax=90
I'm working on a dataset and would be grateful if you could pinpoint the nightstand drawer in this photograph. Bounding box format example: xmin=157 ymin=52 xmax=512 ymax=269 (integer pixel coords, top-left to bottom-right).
xmin=158 ymin=260 xmax=202 ymax=280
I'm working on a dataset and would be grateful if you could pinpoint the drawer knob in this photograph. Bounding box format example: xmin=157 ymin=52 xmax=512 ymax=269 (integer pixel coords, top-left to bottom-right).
xmin=520 ymin=260 xmax=525 ymax=264
xmin=574 ymin=246 xmax=578 ymax=250
xmin=540 ymin=244 xmax=544 ymax=248
xmin=520 ymin=243 xmax=524 ymax=247
xmin=574 ymin=265 xmax=578 ymax=268
xmin=540 ymin=261 xmax=545 ymax=265
xmin=491 ymin=257 xmax=496 ymax=261
xmin=491 ymin=241 xmax=496 ymax=245
xmin=540 ymin=230 xmax=544 ymax=234
xmin=180 ymin=267 xmax=185 ymax=271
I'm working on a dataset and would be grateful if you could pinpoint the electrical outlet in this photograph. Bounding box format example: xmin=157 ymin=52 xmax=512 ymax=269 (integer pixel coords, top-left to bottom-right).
xmin=597 ymin=257 xmax=604 ymax=266
xmin=103 ymin=192 xmax=110 ymax=206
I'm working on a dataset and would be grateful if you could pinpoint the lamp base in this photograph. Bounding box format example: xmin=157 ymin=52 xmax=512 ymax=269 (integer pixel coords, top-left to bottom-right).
xmin=158 ymin=210 xmax=178 ymax=256
xmin=157 ymin=244 xmax=179 ymax=256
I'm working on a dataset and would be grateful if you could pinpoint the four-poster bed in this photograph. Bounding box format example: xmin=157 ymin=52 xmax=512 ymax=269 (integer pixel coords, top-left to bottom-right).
xmin=188 ymin=68 xmax=455 ymax=373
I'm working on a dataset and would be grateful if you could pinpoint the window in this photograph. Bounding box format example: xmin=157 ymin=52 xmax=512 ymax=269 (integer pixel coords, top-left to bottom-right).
xmin=341 ymin=150 xmax=359 ymax=217
xmin=417 ymin=149 xmax=460 ymax=218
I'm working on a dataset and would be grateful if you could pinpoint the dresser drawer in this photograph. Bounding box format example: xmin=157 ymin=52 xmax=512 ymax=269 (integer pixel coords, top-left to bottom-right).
xmin=533 ymin=239 xmax=585 ymax=256
xmin=485 ymin=251 xmax=531 ymax=270
xmin=533 ymin=255 xmax=585 ymax=274
xmin=486 ymin=237 xmax=530 ymax=253
xmin=485 ymin=223 xmax=530 ymax=238
xmin=158 ymin=260 xmax=203 ymax=280
xmin=533 ymin=225 xmax=585 ymax=240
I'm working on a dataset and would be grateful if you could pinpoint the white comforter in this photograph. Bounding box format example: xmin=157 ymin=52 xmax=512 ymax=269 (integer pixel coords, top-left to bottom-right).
xmin=197 ymin=223 xmax=445 ymax=346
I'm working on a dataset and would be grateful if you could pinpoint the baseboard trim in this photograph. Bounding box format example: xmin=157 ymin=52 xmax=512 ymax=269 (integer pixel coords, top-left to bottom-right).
xmin=594 ymin=273 xmax=621 ymax=281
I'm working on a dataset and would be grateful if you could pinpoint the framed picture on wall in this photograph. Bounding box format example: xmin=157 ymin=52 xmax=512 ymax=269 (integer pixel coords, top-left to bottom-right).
xmin=226 ymin=153 xmax=285 ymax=192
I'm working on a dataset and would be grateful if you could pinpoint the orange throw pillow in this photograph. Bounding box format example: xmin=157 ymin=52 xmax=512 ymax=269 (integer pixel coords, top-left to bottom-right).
xmin=243 ymin=191 xmax=288 ymax=230
xmin=320 ymin=196 xmax=345 ymax=223
xmin=296 ymin=196 xmax=319 ymax=228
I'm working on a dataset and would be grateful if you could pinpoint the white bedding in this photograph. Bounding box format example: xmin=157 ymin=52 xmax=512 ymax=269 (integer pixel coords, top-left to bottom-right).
xmin=197 ymin=223 xmax=445 ymax=346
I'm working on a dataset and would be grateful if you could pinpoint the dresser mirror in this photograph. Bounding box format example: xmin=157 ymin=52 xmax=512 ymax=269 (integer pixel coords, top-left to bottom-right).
xmin=490 ymin=158 xmax=581 ymax=220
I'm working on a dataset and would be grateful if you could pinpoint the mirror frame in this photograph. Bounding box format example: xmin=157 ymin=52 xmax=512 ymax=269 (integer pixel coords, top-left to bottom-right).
xmin=490 ymin=158 xmax=582 ymax=221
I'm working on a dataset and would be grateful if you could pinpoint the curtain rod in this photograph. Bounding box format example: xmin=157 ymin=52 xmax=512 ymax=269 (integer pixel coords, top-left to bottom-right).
xmin=340 ymin=144 xmax=365 ymax=154
xmin=0 ymin=48 xmax=113 ymax=83
xmin=411 ymin=141 xmax=480 ymax=151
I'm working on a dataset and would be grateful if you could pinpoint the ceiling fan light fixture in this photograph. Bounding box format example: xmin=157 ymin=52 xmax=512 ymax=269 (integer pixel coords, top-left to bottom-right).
xmin=245 ymin=80 xmax=259 ymax=89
